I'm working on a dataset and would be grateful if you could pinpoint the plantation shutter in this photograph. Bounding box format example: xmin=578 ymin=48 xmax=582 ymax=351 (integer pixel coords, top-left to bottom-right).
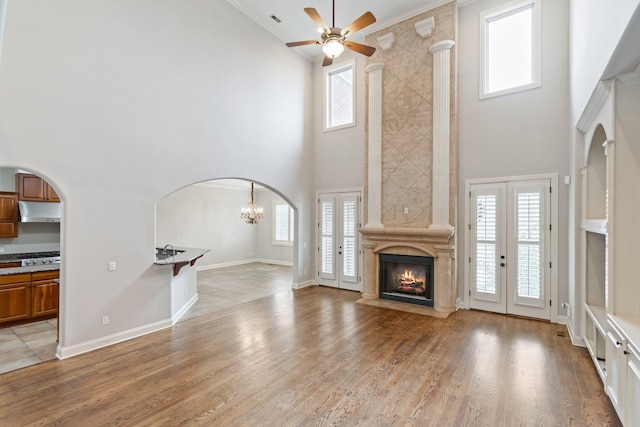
xmin=341 ymin=195 xmax=358 ymax=282
xmin=472 ymin=188 xmax=501 ymax=302
xmin=514 ymin=185 xmax=544 ymax=307
xmin=319 ymin=196 xmax=335 ymax=280
xmin=274 ymin=203 xmax=290 ymax=242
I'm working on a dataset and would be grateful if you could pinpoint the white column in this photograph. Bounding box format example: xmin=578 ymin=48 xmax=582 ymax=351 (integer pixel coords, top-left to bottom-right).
xmin=365 ymin=63 xmax=385 ymax=229
xmin=428 ymin=40 xmax=455 ymax=231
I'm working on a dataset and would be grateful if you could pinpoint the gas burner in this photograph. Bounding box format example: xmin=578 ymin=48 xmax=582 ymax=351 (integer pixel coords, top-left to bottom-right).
xmin=21 ymin=256 xmax=61 ymax=267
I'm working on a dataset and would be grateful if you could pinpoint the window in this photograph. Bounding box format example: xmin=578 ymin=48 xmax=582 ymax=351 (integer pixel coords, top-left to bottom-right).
xmin=324 ymin=59 xmax=355 ymax=131
xmin=273 ymin=201 xmax=294 ymax=245
xmin=479 ymin=0 xmax=541 ymax=99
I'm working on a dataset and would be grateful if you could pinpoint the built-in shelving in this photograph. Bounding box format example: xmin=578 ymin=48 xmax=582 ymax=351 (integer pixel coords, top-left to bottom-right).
xmin=578 ymin=75 xmax=640 ymax=426
xmin=585 ymin=304 xmax=608 ymax=382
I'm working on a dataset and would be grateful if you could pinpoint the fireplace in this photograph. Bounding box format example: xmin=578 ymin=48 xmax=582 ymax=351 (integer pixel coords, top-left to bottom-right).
xmin=379 ymin=254 xmax=434 ymax=307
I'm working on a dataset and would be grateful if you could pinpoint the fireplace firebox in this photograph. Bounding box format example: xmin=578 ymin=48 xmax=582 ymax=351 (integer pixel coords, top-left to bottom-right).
xmin=379 ymin=254 xmax=434 ymax=307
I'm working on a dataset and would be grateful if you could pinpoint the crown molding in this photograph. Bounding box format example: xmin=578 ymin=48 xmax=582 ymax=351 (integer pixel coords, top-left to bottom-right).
xmin=576 ymin=80 xmax=613 ymax=134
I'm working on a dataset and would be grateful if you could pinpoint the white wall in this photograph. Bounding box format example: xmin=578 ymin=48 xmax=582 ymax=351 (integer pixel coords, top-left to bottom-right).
xmin=0 ymin=0 xmax=313 ymax=352
xmin=570 ymin=0 xmax=640 ymax=124
xmin=156 ymin=181 xmax=293 ymax=267
xmin=458 ymin=0 xmax=572 ymax=314
xmin=156 ymin=182 xmax=257 ymax=267
xmin=255 ymin=190 xmax=294 ymax=264
xmin=312 ymin=50 xmax=367 ymax=191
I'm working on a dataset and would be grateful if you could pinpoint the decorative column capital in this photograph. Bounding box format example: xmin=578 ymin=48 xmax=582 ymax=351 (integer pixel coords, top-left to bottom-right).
xmin=415 ymin=17 xmax=436 ymax=38
xmin=376 ymin=33 xmax=395 ymax=51
xmin=429 ymin=40 xmax=455 ymax=54
xmin=366 ymin=63 xmax=385 ymax=73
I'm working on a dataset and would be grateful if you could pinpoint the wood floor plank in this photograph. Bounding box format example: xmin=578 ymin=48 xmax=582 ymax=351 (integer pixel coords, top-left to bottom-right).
xmin=0 ymin=286 xmax=620 ymax=426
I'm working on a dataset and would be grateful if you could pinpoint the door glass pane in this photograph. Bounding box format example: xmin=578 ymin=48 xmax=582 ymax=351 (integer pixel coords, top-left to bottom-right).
xmin=342 ymin=199 xmax=356 ymax=278
xmin=476 ymin=194 xmax=497 ymax=294
xmin=516 ymin=191 xmax=542 ymax=300
xmin=320 ymin=200 xmax=334 ymax=276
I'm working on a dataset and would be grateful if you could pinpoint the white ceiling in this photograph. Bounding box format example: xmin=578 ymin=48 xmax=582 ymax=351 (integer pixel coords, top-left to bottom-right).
xmin=227 ymin=0 xmax=462 ymax=61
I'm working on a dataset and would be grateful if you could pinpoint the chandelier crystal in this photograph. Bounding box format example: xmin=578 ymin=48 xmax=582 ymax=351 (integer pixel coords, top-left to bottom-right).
xmin=240 ymin=182 xmax=263 ymax=224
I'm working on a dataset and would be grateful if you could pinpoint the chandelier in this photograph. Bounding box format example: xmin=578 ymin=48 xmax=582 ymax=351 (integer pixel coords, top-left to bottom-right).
xmin=240 ymin=182 xmax=263 ymax=224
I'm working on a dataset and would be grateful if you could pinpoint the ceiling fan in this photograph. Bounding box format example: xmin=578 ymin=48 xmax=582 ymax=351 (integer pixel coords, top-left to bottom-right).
xmin=285 ymin=0 xmax=377 ymax=66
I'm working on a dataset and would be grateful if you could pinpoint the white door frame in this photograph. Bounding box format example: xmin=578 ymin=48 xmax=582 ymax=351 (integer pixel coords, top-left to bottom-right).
xmin=463 ymin=173 xmax=559 ymax=323
xmin=315 ymin=187 xmax=363 ymax=291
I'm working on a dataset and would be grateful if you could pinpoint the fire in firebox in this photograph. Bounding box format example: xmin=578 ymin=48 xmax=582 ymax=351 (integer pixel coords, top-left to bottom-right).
xmin=395 ymin=270 xmax=426 ymax=295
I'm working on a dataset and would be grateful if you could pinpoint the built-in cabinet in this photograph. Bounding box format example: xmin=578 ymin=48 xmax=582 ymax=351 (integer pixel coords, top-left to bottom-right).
xmin=16 ymin=173 xmax=59 ymax=202
xmin=0 ymin=192 xmax=19 ymax=238
xmin=0 ymin=270 xmax=59 ymax=325
xmin=580 ymin=74 xmax=640 ymax=426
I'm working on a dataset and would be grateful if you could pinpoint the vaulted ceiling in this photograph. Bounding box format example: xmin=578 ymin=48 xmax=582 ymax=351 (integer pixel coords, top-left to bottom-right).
xmin=227 ymin=0 xmax=467 ymax=61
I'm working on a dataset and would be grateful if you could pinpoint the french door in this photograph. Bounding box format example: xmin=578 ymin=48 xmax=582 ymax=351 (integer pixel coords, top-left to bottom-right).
xmin=468 ymin=178 xmax=553 ymax=320
xmin=317 ymin=192 xmax=361 ymax=291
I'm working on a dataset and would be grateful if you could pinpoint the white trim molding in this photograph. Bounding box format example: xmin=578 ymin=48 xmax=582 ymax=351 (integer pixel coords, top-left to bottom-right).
xmin=57 ymin=319 xmax=173 ymax=359
xmin=576 ymin=80 xmax=613 ymax=133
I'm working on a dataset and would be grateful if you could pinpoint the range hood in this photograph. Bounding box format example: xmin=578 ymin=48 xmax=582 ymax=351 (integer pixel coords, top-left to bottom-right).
xmin=18 ymin=201 xmax=61 ymax=223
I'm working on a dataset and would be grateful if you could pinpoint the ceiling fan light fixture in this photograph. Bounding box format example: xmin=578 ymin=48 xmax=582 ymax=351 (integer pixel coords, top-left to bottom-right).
xmin=323 ymin=39 xmax=344 ymax=58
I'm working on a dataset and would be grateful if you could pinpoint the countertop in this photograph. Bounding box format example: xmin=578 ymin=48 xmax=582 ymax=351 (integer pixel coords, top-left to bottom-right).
xmin=153 ymin=246 xmax=210 ymax=266
xmin=0 ymin=251 xmax=60 ymax=276
xmin=0 ymin=264 xmax=60 ymax=276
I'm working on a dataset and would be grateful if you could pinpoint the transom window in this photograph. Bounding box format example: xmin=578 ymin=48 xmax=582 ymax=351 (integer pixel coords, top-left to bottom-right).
xmin=479 ymin=0 xmax=541 ymax=99
xmin=324 ymin=59 xmax=355 ymax=131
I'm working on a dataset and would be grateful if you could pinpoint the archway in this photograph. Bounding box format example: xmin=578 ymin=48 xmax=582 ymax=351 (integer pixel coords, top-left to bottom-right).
xmin=0 ymin=166 xmax=63 ymax=374
xmin=155 ymin=178 xmax=296 ymax=323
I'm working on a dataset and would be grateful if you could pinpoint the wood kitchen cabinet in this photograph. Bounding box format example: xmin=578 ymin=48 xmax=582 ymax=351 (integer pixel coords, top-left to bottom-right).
xmin=16 ymin=173 xmax=60 ymax=202
xmin=31 ymin=271 xmax=59 ymax=318
xmin=0 ymin=192 xmax=19 ymax=238
xmin=0 ymin=270 xmax=59 ymax=325
xmin=0 ymin=273 xmax=32 ymax=323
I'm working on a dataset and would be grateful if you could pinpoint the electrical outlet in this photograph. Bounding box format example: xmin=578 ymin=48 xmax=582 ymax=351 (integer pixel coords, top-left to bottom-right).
xmin=108 ymin=261 xmax=116 ymax=271
xmin=102 ymin=315 xmax=110 ymax=325
xmin=403 ymin=207 xmax=409 ymax=214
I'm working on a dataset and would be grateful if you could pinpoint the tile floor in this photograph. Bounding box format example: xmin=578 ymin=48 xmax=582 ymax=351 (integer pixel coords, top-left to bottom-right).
xmin=0 ymin=318 xmax=58 ymax=375
xmin=0 ymin=262 xmax=293 ymax=375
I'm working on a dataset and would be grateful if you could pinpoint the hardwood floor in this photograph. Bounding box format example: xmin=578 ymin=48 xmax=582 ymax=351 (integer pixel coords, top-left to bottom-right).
xmin=0 ymin=286 xmax=620 ymax=426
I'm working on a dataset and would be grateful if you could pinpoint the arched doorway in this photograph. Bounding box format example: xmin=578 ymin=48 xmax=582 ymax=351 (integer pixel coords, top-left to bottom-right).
xmin=155 ymin=178 xmax=295 ymax=322
xmin=0 ymin=166 xmax=63 ymax=374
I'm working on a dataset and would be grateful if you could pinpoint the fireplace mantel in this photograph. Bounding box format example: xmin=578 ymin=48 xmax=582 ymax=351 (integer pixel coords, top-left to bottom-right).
xmin=359 ymin=226 xmax=456 ymax=318
xmin=360 ymin=227 xmax=454 ymax=245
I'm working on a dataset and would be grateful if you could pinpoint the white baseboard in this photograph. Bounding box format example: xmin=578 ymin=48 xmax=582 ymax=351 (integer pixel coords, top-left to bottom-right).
xmin=57 ymin=318 xmax=173 ymax=360
xmin=172 ymin=294 xmax=198 ymax=325
xmin=557 ymin=315 xmax=568 ymax=325
xmin=254 ymin=258 xmax=293 ymax=267
xmin=293 ymin=279 xmax=316 ymax=289
xmin=566 ymin=320 xmax=586 ymax=347
xmin=197 ymin=258 xmax=293 ymax=271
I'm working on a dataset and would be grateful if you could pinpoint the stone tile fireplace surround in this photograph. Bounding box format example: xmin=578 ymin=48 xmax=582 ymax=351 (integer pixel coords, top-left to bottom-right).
xmin=359 ymin=3 xmax=458 ymax=317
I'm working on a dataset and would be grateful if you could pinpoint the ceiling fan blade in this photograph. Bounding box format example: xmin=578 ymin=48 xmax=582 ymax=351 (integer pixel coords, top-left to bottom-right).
xmin=304 ymin=8 xmax=328 ymax=31
xmin=322 ymin=55 xmax=334 ymax=67
xmin=344 ymin=41 xmax=376 ymax=57
xmin=286 ymin=40 xmax=320 ymax=48
xmin=341 ymin=12 xmax=376 ymax=36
